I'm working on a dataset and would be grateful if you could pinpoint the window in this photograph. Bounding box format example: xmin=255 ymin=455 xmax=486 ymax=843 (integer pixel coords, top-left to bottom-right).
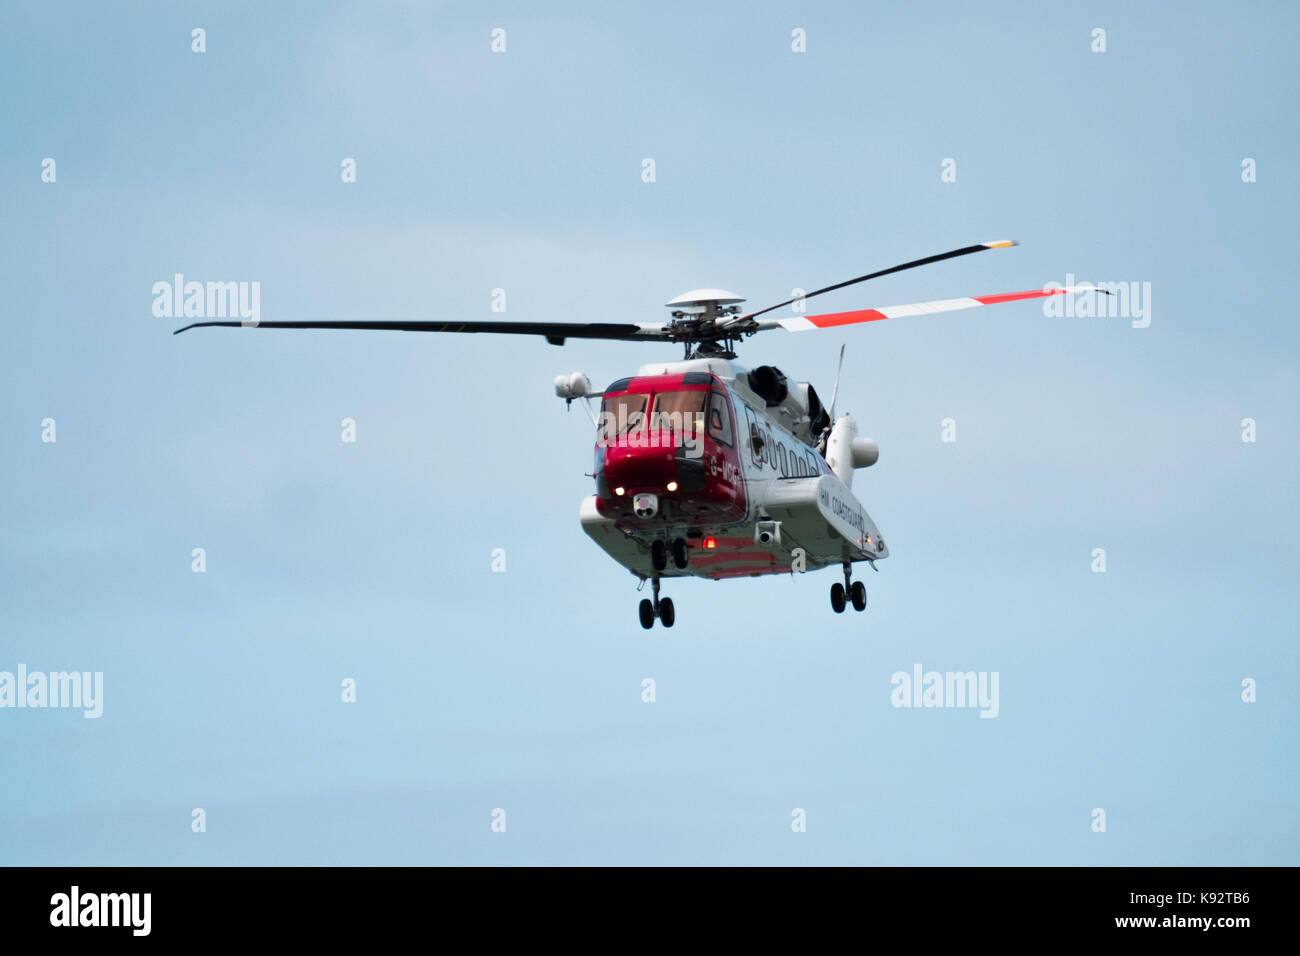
xmin=649 ymin=390 xmax=707 ymax=435
xmin=706 ymin=392 xmax=733 ymax=446
xmin=599 ymin=393 xmax=647 ymax=441
xmin=744 ymin=406 xmax=765 ymax=466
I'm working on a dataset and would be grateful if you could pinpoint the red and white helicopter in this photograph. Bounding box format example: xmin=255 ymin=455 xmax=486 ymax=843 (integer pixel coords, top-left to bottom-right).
xmin=176 ymin=240 xmax=1092 ymax=629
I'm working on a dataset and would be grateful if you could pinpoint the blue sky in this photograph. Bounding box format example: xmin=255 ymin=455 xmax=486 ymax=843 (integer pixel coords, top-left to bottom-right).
xmin=1 ymin=0 xmax=1296 ymax=864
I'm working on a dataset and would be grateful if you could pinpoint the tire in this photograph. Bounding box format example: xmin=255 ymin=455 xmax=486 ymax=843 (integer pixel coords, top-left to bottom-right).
xmin=671 ymin=538 xmax=688 ymax=569
xmin=850 ymin=580 xmax=867 ymax=612
xmin=638 ymin=599 xmax=655 ymax=629
xmin=651 ymin=540 xmax=667 ymax=572
xmin=830 ymin=582 xmax=846 ymax=614
xmin=658 ymin=597 xmax=675 ymax=628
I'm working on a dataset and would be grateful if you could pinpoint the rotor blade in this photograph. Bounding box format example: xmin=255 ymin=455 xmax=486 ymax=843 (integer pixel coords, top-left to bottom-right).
xmin=828 ymin=344 xmax=846 ymax=421
xmin=172 ymin=319 xmax=667 ymax=346
xmin=739 ymin=239 xmax=1017 ymax=321
xmin=763 ymin=286 xmax=1109 ymax=332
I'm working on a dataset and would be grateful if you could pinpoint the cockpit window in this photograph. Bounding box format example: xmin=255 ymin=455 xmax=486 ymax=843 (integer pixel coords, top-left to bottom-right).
xmin=599 ymin=393 xmax=647 ymax=440
xmin=649 ymin=390 xmax=707 ymax=434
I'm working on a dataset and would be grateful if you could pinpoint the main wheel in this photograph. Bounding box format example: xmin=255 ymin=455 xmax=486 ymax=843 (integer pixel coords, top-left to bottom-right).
xmin=830 ymin=582 xmax=846 ymax=613
xmin=671 ymin=538 xmax=688 ymax=570
xmin=850 ymin=580 xmax=867 ymax=612
xmin=658 ymin=597 xmax=675 ymax=628
xmin=650 ymin=540 xmax=667 ymax=572
xmin=638 ymin=599 xmax=655 ymax=629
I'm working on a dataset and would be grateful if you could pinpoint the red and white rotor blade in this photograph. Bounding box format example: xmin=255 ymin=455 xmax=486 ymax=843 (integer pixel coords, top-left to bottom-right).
xmin=767 ymin=286 xmax=1095 ymax=331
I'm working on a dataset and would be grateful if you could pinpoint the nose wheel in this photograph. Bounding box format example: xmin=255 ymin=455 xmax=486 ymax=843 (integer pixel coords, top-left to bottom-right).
xmin=638 ymin=577 xmax=676 ymax=629
xmin=830 ymin=564 xmax=868 ymax=614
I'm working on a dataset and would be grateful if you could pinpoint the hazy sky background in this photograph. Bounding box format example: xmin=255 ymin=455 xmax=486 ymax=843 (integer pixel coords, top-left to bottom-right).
xmin=2 ymin=0 xmax=1296 ymax=864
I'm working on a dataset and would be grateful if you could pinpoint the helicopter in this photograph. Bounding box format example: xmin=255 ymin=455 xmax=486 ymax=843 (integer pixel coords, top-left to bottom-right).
xmin=175 ymin=240 xmax=1094 ymax=629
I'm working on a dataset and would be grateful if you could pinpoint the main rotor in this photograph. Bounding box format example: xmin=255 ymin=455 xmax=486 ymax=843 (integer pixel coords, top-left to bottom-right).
xmin=172 ymin=239 xmax=1103 ymax=361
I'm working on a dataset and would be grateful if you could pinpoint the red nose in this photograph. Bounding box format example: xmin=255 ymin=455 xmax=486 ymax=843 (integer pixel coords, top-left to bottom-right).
xmin=602 ymin=433 xmax=679 ymax=495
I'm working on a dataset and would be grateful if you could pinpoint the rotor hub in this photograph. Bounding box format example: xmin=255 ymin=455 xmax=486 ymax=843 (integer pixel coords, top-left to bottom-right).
xmin=664 ymin=289 xmax=748 ymax=358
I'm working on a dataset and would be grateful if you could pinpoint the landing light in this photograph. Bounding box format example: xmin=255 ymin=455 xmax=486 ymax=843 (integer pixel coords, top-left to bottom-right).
xmin=703 ymin=537 xmax=717 ymax=549
xmin=614 ymin=487 xmax=625 ymax=496
xmin=666 ymin=481 xmax=678 ymax=492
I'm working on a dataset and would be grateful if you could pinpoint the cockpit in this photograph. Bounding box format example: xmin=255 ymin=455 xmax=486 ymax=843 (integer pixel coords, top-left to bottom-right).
xmin=598 ymin=385 xmax=732 ymax=449
xmin=592 ymin=373 xmax=747 ymax=525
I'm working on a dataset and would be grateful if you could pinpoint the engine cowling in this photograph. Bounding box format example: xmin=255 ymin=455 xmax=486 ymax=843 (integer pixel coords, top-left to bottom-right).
xmin=746 ymin=366 xmax=789 ymax=406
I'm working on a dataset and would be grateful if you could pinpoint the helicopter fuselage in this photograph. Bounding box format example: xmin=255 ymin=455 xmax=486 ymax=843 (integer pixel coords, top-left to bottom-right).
xmin=580 ymin=358 xmax=887 ymax=583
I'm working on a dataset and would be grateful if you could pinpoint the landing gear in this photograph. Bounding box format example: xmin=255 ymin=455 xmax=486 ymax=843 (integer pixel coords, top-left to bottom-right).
xmin=658 ymin=597 xmax=675 ymax=627
xmin=637 ymin=577 xmax=676 ymax=629
xmin=652 ymin=537 xmax=689 ymax=571
xmin=831 ymin=563 xmax=867 ymax=614
xmin=830 ymin=582 xmax=846 ymax=613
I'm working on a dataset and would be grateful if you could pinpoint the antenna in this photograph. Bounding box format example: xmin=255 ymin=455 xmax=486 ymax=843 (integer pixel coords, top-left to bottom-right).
xmin=828 ymin=344 xmax=847 ymax=421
